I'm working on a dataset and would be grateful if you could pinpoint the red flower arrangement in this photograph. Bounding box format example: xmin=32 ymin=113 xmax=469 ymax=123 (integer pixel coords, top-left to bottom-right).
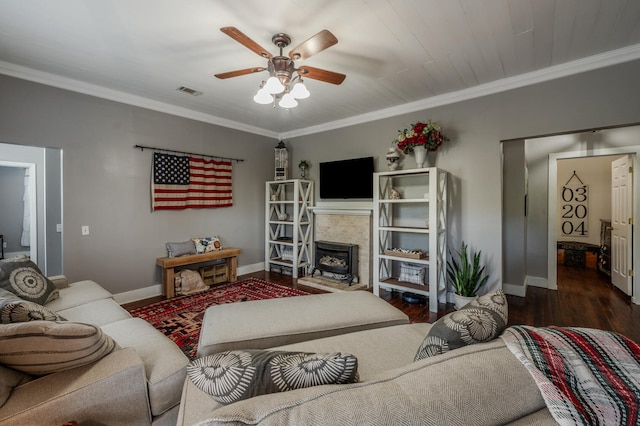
xmin=393 ymin=121 xmax=448 ymax=154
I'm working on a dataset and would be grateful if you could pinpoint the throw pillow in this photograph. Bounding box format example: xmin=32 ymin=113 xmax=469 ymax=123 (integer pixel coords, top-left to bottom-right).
xmin=0 ymin=288 xmax=65 ymax=323
xmin=0 ymin=320 xmax=118 ymax=375
xmin=415 ymin=290 xmax=508 ymax=361
xmin=187 ymin=350 xmax=359 ymax=405
xmin=398 ymin=262 xmax=426 ymax=285
xmin=193 ymin=236 xmax=222 ymax=254
xmin=0 ymin=365 xmax=32 ymax=408
xmin=166 ymin=240 xmax=197 ymax=258
xmin=0 ymin=257 xmax=59 ymax=305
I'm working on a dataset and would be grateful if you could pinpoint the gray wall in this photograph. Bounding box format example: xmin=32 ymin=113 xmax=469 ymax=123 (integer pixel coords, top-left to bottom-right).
xmin=0 ymin=166 xmax=26 ymax=253
xmin=288 ymin=59 xmax=640 ymax=293
xmin=0 ymin=75 xmax=275 ymax=295
xmin=501 ymin=140 xmax=526 ymax=289
xmin=45 ymin=147 xmax=63 ymax=275
xmin=1 ymin=58 xmax=640 ymax=296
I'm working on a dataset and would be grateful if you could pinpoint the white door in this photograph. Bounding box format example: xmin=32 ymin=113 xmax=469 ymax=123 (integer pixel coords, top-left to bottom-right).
xmin=611 ymin=155 xmax=633 ymax=295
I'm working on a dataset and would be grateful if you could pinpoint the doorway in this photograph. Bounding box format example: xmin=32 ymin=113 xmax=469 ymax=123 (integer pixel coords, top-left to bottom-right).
xmin=0 ymin=163 xmax=37 ymax=261
xmin=548 ymin=147 xmax=640 ymax=303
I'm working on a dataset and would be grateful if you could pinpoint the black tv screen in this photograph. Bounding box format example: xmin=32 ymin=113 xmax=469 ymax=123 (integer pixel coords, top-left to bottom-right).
xmin=319 ymin=156 xmax=374 ymax=199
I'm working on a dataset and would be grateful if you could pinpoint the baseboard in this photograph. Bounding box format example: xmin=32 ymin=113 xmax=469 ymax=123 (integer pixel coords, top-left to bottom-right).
xmin=525 ymin=275 xmax=548 ymax=289
xmin=502 ymin=282 xmax=527 ymax=298
xmin=238 ymin=262 xmax=265 ymax=275
xmin=113 ymin=284 xmax=163 ymax=305
xmin=114 ymin=262 xmax=267 ymax=304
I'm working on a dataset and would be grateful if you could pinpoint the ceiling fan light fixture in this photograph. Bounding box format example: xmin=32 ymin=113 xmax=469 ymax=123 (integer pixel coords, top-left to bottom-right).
xmin=253 ymin=87 xmax=273 ymax=104
xmin=279 ymin=93 xmax=298 ymax=108
xmin=264 ymin=76 xmax=285 ymax=94
xmin=290 ymin=81 xmax=310 ymax=99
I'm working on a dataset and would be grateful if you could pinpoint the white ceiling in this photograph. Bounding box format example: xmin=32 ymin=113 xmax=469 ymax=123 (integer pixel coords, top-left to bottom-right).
xmin=1 ymin=0 xmax=639 ymax=139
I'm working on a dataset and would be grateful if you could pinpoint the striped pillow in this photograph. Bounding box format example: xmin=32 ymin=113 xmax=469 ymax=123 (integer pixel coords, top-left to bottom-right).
xmin=0 ymin=321 xmax=118 ymax=375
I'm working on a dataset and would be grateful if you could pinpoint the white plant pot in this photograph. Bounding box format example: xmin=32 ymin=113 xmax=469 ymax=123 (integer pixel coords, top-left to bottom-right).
xmin=453 ymin=294 xmax=476 ymax=310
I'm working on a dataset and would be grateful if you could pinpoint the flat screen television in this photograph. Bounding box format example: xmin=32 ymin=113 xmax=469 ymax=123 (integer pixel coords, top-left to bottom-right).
xmin=319 ymin=156 xmax=374 ymax=199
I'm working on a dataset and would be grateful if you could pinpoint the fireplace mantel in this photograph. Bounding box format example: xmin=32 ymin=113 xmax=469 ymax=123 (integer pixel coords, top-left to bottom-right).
xmin=309 ymin=202 xmax=373 ymax=216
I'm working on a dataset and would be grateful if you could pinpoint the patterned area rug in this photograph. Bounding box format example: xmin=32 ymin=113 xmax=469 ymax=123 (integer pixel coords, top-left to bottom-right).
xmin=129 ymin=278 xmax=310 ymax=360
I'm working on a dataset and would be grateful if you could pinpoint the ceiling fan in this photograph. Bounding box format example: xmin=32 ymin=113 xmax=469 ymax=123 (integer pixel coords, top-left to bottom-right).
xmin=215 ymin=27 xmax=346 ymax=108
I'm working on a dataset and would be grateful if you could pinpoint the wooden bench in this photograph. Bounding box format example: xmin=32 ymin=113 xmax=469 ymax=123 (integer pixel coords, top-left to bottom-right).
xmin=156 ymin=248 xmax=241 ymax=298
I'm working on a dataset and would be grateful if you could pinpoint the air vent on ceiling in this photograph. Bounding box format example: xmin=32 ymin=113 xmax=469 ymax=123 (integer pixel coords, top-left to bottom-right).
xmin=176 ymin=86 xmax=203 ymax=96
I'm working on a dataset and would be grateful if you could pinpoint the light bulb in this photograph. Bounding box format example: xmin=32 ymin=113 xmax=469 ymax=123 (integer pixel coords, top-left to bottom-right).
xmin=278 ymin=93 xmax=298 ymax=108
xmin=264 ymin=76 xmax=285 ymax=94
xmin=253 ymin=88 xmax=273 ymax=104
xmin=290 ymin=81 xmax=310 ymax=99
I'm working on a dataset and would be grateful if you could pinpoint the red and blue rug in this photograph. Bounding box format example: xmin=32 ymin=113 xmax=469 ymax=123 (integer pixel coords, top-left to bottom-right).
xmin=129 ymin=278 xmax=310 ymax=359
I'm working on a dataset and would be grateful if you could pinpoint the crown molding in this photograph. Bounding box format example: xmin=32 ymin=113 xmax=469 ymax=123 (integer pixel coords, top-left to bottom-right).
xmin=278 ymin=43 xmax=640 ymax=139
xmin=0 ymin=61 xmax=279 ymax=139
xmin=2 ymin=42 xmax=640 ymax=141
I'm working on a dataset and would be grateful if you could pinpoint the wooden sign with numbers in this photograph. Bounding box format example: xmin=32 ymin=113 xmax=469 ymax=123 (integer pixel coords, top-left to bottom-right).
xmin=561 ymin=171 xmax=588 ymax=237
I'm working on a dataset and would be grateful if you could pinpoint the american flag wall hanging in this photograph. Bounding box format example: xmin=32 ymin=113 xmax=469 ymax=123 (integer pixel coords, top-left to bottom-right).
xmin=151 ymin=152 xmax=233 ymax=211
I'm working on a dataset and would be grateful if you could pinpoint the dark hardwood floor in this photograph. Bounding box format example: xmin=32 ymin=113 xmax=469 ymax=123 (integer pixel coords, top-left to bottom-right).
xmin=123 ymin=265 xmax=639 ymax=343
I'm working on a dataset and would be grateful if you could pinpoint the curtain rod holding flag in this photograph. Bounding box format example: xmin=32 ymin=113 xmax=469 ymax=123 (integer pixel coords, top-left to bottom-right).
xmin=134 ymin=144 xmax=245 ymax=163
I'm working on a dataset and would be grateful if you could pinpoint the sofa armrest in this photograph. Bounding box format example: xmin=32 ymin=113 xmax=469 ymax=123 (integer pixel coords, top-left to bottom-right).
xmin=0 ymin=348 xmax=152 ymax=426
xmin=47 ymin=275 xmax=69 ymax=289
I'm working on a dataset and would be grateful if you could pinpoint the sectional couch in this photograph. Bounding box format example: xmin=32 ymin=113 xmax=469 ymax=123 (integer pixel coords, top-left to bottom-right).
xmin=177 ymin=289 xmax=640 ymax=425
xmin=0 ymin=274 xmax=189 ymax=426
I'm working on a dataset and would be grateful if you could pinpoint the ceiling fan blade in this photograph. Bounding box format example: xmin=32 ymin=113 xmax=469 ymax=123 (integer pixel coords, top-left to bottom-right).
xmin=220 ymin=27 xmax=273 ymax=59
xmin=297 ymin=66 xmax=346 ymax=85
xmin=214 ymin=67 xmax=266 ymax=79
xmin=289 ymin=30 xmax=338 ymax=60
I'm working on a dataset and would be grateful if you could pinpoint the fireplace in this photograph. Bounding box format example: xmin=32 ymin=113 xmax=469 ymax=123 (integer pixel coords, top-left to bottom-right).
xmin=311 ymin=240 xmax=358 ymax=284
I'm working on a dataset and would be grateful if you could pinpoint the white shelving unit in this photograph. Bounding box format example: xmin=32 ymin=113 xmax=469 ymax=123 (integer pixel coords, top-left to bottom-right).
xmin=373 ymin=168 xmax=448 ymax=312
xmin=265 ymin=179 xmax=313 ymax=278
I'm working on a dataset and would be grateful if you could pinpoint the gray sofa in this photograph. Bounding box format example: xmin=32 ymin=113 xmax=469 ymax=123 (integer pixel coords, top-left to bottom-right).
xmin=177 ymin=292 xmax=558 ymax=426
xmin=0 ymin=276 xmax=189 ymax=426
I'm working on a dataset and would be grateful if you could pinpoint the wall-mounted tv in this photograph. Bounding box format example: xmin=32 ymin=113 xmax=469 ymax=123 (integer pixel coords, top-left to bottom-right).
xmin=319 ymin=156 xmax=374 ymax=199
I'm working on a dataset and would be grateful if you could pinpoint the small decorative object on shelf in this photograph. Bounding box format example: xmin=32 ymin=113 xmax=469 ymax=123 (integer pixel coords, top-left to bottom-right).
xmin=393 ymin=121 xmax=448 ymax=168
xmin=389 ymin=187 xmax=401 ymax=199
xmin=298 ymin=160 xmax=309 ymax=178
xmin=277 ymin=212 xmax=288 ymax=221
xmin=274 ymin=141 xmax=288 ymax=180
xmin=385 ymin=147 xmax=400 ymax=170
xmin=384 ymin=248 xmax=428 ymax=259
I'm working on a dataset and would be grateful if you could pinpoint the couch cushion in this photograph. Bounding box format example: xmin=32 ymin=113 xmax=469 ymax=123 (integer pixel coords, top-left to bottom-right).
xmin=0 ymin=320 xmax=117 ymax=375
xmin=197 ymin=291 xmax=409 ymax=357
xmin=0 ymin=365 xmax=32 ymax=408
xmin=56 ymin=298 xmax=131 ymax=326
xmin=101 ymin=317 xmax=189 ymax=417
xmin=0 ymin=288 xmax=64 ymax=323
xmin=188 ymin=350 xmax=358 ymax=405
xmin=44 ymin=280 xmax=112 ymax=312
xmin=415 ymin=290 xmax=508 ymax=360
xmin=198 ymin=340 xmax=547 ymax=426
xmin=0 ymin=258 xmax=59 ymax=305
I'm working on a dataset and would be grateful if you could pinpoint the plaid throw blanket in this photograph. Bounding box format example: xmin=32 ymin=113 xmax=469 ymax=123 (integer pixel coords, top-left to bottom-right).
xmin=501 ymin=326 xmax=640 ymax=426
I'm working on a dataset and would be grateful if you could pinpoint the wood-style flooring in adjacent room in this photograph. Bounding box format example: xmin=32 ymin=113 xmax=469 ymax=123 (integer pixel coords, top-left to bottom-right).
xmin=123 ymin=265 xmax=639 ymax=343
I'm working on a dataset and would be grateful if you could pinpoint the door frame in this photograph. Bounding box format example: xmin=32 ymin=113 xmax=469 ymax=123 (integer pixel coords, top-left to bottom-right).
xmin=0 ymin=161 xmax=38 ymax=264
xmin=548 ymin=146 xmax=640 ymax=304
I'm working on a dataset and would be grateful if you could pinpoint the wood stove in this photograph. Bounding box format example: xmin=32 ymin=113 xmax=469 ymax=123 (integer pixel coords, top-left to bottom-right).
xmin=311 ymin=240 xmax=358 ymax=284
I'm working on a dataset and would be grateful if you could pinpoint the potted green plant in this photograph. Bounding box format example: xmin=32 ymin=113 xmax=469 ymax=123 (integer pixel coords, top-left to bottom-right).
xmin=447 ymin=241 xmax=489 ymax=309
